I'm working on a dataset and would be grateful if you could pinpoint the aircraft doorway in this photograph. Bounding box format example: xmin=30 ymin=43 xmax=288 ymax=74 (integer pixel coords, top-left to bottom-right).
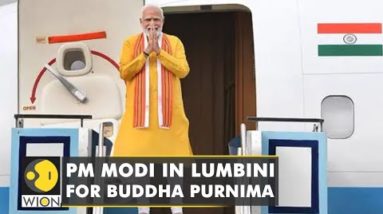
xmin=164 ymin=8 xmax=256 ymax=155
xmin=160 ymin=9 xmax=256 ymax=214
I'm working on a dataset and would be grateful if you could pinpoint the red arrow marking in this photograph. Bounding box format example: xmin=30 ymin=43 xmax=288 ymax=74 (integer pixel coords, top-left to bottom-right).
xmin=29 ymin=50 xmax=119 ymax=104
xmin=30 ymin=58 xmax=56 ymax=104
xmin=91 ymin=50 xmax=120 ymax=70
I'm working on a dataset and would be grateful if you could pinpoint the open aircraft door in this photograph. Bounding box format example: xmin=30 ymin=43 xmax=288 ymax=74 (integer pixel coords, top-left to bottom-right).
xmin=10 ymin=0 xmax=144 ymax=213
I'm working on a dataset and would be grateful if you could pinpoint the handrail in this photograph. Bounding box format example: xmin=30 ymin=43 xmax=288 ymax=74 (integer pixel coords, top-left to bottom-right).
xmin=14 ymin=114 xmax=92 ymax=128
xmin=247 ymin=116 xmax=324 ymax=131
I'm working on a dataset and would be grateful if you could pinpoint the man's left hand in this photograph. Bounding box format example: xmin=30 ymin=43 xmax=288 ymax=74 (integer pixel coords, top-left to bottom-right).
xmin=150 ymin=28 xmax=160 ymax=55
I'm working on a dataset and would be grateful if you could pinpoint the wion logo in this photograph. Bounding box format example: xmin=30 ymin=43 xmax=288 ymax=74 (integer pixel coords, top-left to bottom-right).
xmin=19 ymin=157 xmax=65 ymax=210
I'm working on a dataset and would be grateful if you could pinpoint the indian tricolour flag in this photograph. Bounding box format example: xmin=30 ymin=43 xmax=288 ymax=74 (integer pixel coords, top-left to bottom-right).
xmin=318 ymin=23 xmax=383 ymax=56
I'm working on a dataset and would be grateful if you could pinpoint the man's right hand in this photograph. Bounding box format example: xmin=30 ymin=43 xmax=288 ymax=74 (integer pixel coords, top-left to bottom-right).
xmin=145 ymin=27 xmax=160 ymax=55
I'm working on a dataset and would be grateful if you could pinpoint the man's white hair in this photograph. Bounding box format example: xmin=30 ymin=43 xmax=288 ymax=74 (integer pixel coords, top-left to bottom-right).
xmin=141 ymin=4 xmax=164 ymax=19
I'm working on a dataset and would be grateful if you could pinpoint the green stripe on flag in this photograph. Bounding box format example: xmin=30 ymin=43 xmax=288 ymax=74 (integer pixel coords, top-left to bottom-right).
xmin=318 ymin=44 xmax=383 ymax=56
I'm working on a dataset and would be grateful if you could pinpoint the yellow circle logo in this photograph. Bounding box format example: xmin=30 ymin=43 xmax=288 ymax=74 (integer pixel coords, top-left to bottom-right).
xmin=24 ymin=159 xmax=59 ymax=193
xmin=40 ymin=197 xmax=50 ymax=206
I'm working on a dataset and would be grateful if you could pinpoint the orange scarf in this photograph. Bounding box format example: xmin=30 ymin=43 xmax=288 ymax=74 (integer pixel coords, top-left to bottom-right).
xmin=132 ymin=33 xmax=173 ymax=128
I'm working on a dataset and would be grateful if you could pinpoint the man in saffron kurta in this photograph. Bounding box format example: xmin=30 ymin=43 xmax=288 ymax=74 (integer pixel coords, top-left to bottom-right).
xmin=114 ymin=5 xmax=192 ymax=158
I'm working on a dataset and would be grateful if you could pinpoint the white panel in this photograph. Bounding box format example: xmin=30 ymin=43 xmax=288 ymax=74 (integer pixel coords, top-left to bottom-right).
xmin=329 ymin=172 xmax=383 ymax=187
xmin=253 ymin=0 xmax=305 ymax=131
xmin=247 ymin=130 xmax=262 ymax=155
xmin=18 ymin=0 xmax=143 ymax=117
xmin=0 ymin=176 xmax=9 ymax=187
xmin=304 ymin=73 xmax=383 ymax=186
xmin=0 ymin=2 xmax=17 ymax=186
xmin=26 ymin=143 xmax=64 ymax=157
xmin=276 ymin=147 xmax=312 ymax=207
xmin=299 ymin=0 xmax=383 ymax=75
xmin=39 ymin=75 xmax=122 ymax=121
xmin=299 ymin=0 xmax=383 ymax=186
xmin=78 ymin=128 xmax=91 ymax=157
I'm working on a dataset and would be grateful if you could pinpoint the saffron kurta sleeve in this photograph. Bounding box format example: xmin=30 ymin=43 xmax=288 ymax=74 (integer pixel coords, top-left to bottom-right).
xmin=113 ymin=34 xmax=193 ymax=156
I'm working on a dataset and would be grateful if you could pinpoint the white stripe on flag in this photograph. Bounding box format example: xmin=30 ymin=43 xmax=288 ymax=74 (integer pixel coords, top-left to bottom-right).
xmin=318 ymin=34 xmax=383 ymax=44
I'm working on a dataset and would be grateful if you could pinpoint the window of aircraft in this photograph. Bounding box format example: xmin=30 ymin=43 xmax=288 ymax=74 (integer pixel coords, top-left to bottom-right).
xmin=63 ymin=50 xmax=86 ymax=71
xmin=56 ymin=42 xmax=92 ymax=76
xmin=321 ymin=95 xmax=354 ymax=139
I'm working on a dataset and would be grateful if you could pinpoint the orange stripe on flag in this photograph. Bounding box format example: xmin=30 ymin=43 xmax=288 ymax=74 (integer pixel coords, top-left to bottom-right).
xmin=48 ymin=31 xmax=107 ymax=44
xmin=317 ymin=23 xmax=382 ymax=34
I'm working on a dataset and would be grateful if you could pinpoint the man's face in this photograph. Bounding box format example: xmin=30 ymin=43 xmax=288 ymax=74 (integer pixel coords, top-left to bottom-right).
xmin=140 ymin=7 xmax=164 ymax=36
